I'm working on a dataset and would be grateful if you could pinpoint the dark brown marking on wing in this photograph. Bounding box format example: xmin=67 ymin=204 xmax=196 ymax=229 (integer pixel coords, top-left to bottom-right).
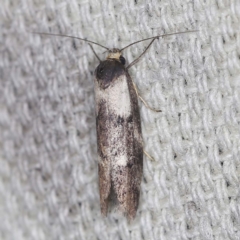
xmin=96 ymin=99 xmax=109 ymax=159
xmin=126 ymin=71 xmax=143 ymax=220
xmin=98 ymin=162 xmax=111 ymax=216
xmin=95 ymin=60 xmax=126 ymax=89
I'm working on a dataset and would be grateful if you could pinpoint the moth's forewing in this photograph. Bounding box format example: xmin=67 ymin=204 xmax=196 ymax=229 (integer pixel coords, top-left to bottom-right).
xmin=94 ymin=60 xmax=143 ymax=220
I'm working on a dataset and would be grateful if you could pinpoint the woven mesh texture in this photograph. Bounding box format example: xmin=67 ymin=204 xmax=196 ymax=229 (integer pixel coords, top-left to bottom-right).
xmin=1 ymin=0 xmax=240 ymax=239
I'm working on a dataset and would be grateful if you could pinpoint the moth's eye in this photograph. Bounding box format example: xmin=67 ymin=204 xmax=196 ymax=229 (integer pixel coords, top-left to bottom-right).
xmin=119 ymin=56 xmax=126 ymax=65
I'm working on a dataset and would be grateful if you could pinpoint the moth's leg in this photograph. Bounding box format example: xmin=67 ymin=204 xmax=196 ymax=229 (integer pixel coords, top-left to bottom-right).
xmin=144 ymin=150 xmax=155 ymax=161
xmin=132 ymin=82 xmax=161 ymax=112
xmin=88 ymin=44 xmax=101 ymax=62
xmin=127 ymin=37 xmax=161 ymax=112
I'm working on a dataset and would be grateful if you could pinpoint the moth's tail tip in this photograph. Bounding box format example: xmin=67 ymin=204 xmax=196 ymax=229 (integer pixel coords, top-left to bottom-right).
xmin=127 ymin=214 xmax=136 ymax=223
xmin=100 ymin=205 xmax=108 ymax=218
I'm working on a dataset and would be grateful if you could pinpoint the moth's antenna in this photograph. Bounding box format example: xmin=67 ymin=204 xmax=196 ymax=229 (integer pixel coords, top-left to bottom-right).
xmin=30 ymin=31 xmax=109 ymax=50
xmin=88 ymin=44 xmax=101 ymax=62
xmin=127 ymin=38 xmax=156 ymax=69
xmin=120 ymin=30 xmax=198 ymax=51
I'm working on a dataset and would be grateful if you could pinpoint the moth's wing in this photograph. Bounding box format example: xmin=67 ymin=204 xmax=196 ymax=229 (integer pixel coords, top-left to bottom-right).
xmin=111 ymin=72 xmax=143 ymax=220
xmin=95 ymin=60 xmax=132 ymax=217
xmin=95 ymin=60 xmax=143 ymax=220
xmin=95 ymin=89 xmax=111 ymax=216
xmin=126 ymin=72 xmax=143 ymax=220
xmin=98 ymin=156 xmax=111 ymax=216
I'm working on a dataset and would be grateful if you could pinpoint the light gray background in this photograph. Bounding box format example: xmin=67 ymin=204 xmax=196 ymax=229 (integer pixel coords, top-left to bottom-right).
xmin=1 ymin=0 xmax=240 ymax=239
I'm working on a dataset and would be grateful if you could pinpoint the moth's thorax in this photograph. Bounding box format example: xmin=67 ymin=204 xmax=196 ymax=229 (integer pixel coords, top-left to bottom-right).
xmin=106 ymin=48 xmax=126 ymax=66
xmin=107 ymin=48 xmax=121 ymax=61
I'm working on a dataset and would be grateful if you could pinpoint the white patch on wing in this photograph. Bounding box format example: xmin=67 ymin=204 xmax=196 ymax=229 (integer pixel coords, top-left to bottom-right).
xmin=115 ymin=155 xmax=127 ymax=166
xmin=96 ymin=75 xmax=131 ymax=117
xmin=107 ymin=75 xmax=131 ymax=116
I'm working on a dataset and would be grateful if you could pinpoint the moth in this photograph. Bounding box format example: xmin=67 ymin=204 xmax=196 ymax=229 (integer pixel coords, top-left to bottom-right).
xmin=32 ymin=30 xmax=196 ymax=220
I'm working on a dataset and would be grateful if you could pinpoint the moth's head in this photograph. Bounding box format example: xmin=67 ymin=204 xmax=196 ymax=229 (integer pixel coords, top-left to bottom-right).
xmin=107 ymin=48 xmax=125 ymax=65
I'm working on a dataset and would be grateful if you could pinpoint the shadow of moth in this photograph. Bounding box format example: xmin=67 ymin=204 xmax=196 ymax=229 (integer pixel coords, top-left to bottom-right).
xmin=32 ymin=30 xmax=197 ymax=221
